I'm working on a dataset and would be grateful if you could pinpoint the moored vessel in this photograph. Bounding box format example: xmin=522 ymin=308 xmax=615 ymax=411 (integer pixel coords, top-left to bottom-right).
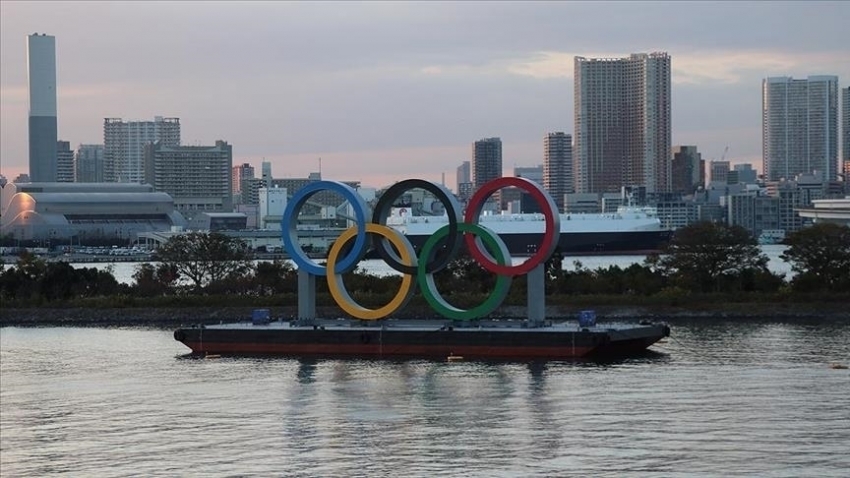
xmin=173 ymin=316 xmax=671 ymax=360
xmin=386 ymin=206 xmax=672 ymax=255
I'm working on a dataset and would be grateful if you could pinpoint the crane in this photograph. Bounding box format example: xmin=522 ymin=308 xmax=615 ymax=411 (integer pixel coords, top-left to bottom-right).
xmin=720 ymin=145 xmax=729 ymax=162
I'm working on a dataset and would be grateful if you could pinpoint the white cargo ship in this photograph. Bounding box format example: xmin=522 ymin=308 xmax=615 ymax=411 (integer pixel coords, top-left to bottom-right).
xmin=385 ymin=206 xmax=673 ymax=256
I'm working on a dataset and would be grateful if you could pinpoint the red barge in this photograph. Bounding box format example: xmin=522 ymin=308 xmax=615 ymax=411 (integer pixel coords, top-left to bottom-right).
xmin=173 ymin=316 xmax=670 ymax=360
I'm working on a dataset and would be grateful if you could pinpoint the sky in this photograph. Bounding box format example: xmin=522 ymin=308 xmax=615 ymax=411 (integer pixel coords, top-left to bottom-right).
xmin=1 ymin=1 xmax=848 ymax=189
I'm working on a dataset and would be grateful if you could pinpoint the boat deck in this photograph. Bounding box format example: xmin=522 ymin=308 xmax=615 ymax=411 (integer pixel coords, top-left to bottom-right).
xmin=200 ymin=318 xmax=653 ymax=334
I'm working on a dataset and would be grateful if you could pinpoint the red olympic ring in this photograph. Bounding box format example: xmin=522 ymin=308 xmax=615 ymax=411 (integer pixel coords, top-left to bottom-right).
xmin=464 ymin=177 xmax=561 ymax=276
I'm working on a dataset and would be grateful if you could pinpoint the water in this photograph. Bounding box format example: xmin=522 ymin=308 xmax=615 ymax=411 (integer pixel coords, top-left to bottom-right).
xmin=2 ymin=320 xmax=848 ymax=477
xmin=64 ymin=245 xmax=794 ymax=285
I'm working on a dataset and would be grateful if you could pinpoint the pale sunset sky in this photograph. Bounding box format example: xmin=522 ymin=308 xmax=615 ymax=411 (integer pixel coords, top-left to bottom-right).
xmin=1 ymin=1 xmax=848 ymax=188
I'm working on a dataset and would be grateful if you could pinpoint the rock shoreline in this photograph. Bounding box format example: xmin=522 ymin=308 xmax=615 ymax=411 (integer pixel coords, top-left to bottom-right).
xmin=2 ymin=305 xmax=847 ymax=328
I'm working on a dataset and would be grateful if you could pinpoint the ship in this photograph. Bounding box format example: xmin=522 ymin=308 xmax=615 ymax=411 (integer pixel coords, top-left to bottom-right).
xmin=386 ymin=206 xmax=672 ymax=256
xmin=173 ymin=313 xmax=671 ymax=360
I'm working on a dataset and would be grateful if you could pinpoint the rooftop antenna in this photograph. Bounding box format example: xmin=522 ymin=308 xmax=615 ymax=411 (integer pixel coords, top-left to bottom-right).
xmin=318 ymin=157 xmax=322 ymax=179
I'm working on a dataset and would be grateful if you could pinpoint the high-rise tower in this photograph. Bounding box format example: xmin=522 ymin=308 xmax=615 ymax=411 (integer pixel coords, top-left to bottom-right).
xmin=543 ymin=132 xmax=573 ymax=211
xmin=574 ymin=52 xmax=671 ymax=194
xmin=27 ymin=33 xmax=58 ymax=182
xmin=842 ymin=86 xmax=849 ymax=180
xmin=762 ymin=76 xmax=839 ymax=182
xmin=103 ymin=117 xmax=181 ymax=183
xmin=471 ymin=137 xmax=502 ymax=190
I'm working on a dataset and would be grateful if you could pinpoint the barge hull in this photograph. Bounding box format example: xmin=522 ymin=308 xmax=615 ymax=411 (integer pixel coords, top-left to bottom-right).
xmin=174 ymin=322 xmax=670 ymax=360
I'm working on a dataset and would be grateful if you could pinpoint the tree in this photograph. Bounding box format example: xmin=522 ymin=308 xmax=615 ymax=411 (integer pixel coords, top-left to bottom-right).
xmin=252 ymin=260 xmax=297 ymax=296
xmin=154 ymin=232 xmax=253 ymax=291
xmin=649 ymin=221 xmax=775 ymax=293
xmin=133 ymin=262 xmax=180 ymax=297
xmin=781 ymin=223 xmax=850 ymax=292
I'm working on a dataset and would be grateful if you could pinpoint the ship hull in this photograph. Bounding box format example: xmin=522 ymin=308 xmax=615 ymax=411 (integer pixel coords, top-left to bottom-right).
xmin=174 ymin=320 xmax=670 ymax=360
xmin=402 ymin=230 xmax=673 ymax=256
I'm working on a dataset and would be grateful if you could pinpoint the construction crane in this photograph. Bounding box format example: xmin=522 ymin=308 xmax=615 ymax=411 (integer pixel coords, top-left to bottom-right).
xmin=720 ymin=145 xmax=729 ymax=162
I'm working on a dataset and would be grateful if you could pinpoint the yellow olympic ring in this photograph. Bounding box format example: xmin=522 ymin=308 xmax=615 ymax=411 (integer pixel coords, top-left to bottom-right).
xmin=326 ymin=223 xmax=416 ymax=320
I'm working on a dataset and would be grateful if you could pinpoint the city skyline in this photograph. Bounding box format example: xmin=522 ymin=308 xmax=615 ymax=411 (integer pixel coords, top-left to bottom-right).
xmin=1 ymin=1 xmax=849 ymax=189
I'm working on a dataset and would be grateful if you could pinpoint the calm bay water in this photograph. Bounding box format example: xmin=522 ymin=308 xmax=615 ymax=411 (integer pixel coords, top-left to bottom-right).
xmin=2 ymin=320 xmax=848 ymax=477
xmin=66 ymin=245 xmax=794 ymax=285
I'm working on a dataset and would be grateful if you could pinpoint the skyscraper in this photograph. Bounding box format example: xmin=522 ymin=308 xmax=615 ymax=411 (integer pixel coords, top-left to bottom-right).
xmin=56 ymin=140 xmax=74 ymax=183
xmin=471 ymin=137 xmax=502 ymax=190
xmin=543 ymin=132 xmax=573 ymax=211
xmin=574 ymin=52 xmax=672 ymax=194
xmin=104 ymin=116 xmax=181 ymax=183
xmin=762 ymin=76 xmax=839 ymax=182
xmin=671 ymin=145 xmax=703 ymax=194
xmin=842 ymin=86 xmax=849 ymax=179
xmin=27 ymin=33 xmax=58 ymax=182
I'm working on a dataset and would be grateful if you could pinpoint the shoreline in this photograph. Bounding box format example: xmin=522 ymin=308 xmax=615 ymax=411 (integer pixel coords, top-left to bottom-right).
xmin=2 ymin=304 xmax=847 ymax=328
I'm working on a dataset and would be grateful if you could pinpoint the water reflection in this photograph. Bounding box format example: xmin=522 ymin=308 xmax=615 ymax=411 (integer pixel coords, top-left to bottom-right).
xmin=2 ymin=322 xmax=849 ymax=477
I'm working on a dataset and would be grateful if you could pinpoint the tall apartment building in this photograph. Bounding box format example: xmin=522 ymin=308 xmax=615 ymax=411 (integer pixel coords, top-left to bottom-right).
xmin=543 ymin=132 xmax=573 ymax=211
xmin=143 ymin=140 xmax=232 ymax=219
xmin=671 ymin=145 xmax=703 ymax=194
xmin=75 ymin=144 xmax=105 ymax=183
xmin=104 ymin=116 xmax=180 ymax=183
xmin=27 ymin=33 xmax=58 ymax=182
xmin=574 ymin=52 xmax=671 ymax=194
xmin=471 ymin=137 xmax=502 ymax=190
xmin=56 ymin=140 xmax=74 ymax=182
xmin=763 ymin=76 xmax=839 ymax=182
xmin=232 ymin=163 xmax=255 ymax=196
xmin=841 ymin=86 xmax=850 ymax=177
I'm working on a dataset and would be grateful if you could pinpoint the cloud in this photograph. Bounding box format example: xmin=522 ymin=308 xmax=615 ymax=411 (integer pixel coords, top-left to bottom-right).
xmin=420 ymin=50 xmax=850 ymax=84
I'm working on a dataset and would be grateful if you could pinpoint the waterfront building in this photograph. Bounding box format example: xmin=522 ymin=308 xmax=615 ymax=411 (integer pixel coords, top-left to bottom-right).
xmin=56 ymin=140 xmax=74 ymax=182
xmin=763 ymin=76 xmax=839 ymax=182
xmin=0 ymin=182 xmax=185 ymax=241
xmin=574 ymin=52 xmax=671 ymax=194
xmin=671 ymin=145 xmax=703 ymax=194
xmin=104 ymin=116 xmax=180 ymax=183
xmin=143 ymin=140 xmax=232 ymax=220
xmin=764 ymin=173 xmax=839 ymax=233
xmin=543 ymin=132 xmax=573 ymax=211
xmin=796 ymin=198 xmax=850 ymax=227
xmin=726 ymin=192 xmax=781 ymax=239
xmin=471 ymin=137 xmax=502 ymax=190
xmin=75 ymin=144 xmax=105 ymax=183
xmin=28 ymin=33 xmax=58 ymax=182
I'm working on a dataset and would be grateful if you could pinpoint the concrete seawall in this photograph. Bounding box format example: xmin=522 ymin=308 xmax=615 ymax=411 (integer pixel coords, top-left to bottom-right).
xmin=2 ymin=304 xmax=847 ymax=328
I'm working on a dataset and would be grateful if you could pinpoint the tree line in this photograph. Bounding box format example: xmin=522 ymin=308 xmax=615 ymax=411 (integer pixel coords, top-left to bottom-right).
xmin=1 ymin=222 xmax=848 ymax=308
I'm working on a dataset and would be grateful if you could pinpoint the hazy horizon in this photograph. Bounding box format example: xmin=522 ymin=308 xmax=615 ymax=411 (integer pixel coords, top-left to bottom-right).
xmin=1 ymin=1 xmax=848 ymax=189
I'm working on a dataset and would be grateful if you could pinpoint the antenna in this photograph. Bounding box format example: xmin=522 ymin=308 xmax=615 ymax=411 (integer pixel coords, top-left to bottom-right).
xmin=319 ymin=157 xmax=322 ymax=178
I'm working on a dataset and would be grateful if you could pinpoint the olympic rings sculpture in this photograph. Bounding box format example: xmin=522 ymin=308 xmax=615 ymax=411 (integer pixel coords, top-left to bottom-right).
xmin=282 ymin=177 xmax=560 ymax=321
